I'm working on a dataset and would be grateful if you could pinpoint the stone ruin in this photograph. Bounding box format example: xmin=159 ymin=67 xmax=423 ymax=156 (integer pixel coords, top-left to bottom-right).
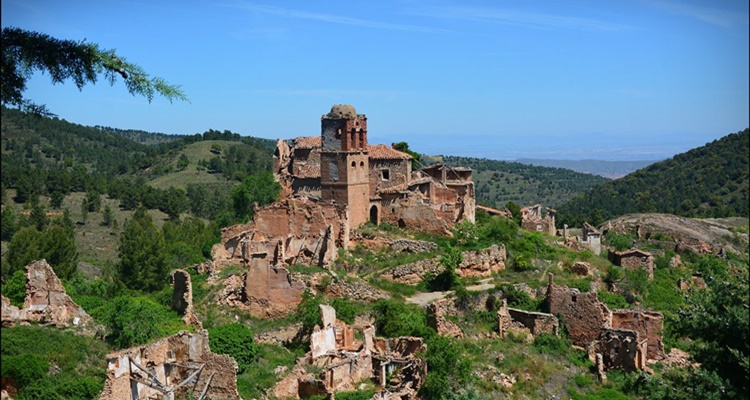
xmin=211 ymin=197 xmax=341 ymax=318
xmin=581 ymin=222 xmax=602 ymax=255
xmin=99 ymin=330 xmax=239 ymax=400
xmin=521 ymin=204 xmax=556 ymax=235
xmin=272 ymin=305 xmax=427 ymax=399
xmin=497 ymin=299 xmax=558 ymax=340
xmin=1 ymin=259 xmax=99 ymax=335
xmin=274 ymin=105 xmax=476 ymax=236
xmin=607 ymin=249 xmax=654 ymax=280
xmin=385 ymin=244 xmax=506 ymax=285
xmin=546 ymin=273 xmax=664 ymax=374
xmin=170 ymin=269 xmax=202 ymax=328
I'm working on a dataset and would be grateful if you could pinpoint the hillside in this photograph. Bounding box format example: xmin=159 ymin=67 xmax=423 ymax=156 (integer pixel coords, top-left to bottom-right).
xmin=439 ymin=155 xmax=608 ymax=209
xmin=515 ymin=158 xmax=659 ymax=179
xmin=556 ymin=129 xmax=749 ymax=226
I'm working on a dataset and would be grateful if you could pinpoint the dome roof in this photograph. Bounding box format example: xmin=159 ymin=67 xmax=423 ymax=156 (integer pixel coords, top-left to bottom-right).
xmin=327 ymin=104 xmax=357 ymax=118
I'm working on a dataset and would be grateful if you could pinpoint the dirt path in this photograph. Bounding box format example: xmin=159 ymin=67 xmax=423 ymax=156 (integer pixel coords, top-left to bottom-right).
xmin=405 ymin=278 xmax=496 ymax=307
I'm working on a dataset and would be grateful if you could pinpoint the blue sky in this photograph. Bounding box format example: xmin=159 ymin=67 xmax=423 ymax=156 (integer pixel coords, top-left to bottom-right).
xmin=2 ymin=0 xmax=748 ymax=160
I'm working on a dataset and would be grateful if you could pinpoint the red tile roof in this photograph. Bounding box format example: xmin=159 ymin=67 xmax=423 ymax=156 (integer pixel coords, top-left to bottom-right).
xmin=367 ymin=144 xmax=412 ymax=160
xmin=293 ymin=164 xmax=321 ymax=179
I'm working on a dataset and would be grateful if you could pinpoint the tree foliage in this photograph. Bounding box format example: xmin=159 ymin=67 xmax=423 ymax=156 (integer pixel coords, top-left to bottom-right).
xmin=231 ymin=171 xmax=281 ymax=221
xmin=557 ymin=129 xmax=749 ymax=225
xmin=117 ymin=208 xmax=168 ymax=292
xmin=1 ymin=27 xmax=188 ymax=116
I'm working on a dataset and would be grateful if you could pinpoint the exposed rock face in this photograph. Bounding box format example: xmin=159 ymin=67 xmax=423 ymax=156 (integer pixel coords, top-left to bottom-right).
xmin=601 ymin=213 xmax=747 ymax=255
xmin=1 ymin=260 xmax=98 ymax=334
xmin=99 ymin=330 xmax=239 ymax=400
xmin=170 ymin=269 xmax=201 ymax=328
xmin=387 ymin=245 xmax=506 ymax=284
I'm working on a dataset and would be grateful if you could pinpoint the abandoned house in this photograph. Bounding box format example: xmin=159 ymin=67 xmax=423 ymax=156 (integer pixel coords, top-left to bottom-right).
xmin=99 ymin=330 xmax=240 ymax=400
xmin=581 ymin=222 xmax=602 ymax=255
xmin=520 ymin=204 xmax=556 ymax=235
xmin=546 ymin=273 xmax=664 ymax=373
xmin=608 ymin=249 xmax=655 ymax=280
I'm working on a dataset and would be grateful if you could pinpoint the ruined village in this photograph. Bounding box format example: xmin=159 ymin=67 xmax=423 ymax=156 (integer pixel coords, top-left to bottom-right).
xmin=2 ymin=104 xmax=746 ymax=400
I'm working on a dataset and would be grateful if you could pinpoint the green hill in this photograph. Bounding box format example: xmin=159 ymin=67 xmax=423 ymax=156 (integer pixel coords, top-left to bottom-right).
xmin=556 ymin=129 xmax=749 ymax=226
xmin=438 ymin=155 xmax=608 ymax=209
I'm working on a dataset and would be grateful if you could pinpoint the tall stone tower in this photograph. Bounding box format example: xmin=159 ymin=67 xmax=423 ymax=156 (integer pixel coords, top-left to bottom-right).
xmin=320 ymin=105 xmax=370 ymax=228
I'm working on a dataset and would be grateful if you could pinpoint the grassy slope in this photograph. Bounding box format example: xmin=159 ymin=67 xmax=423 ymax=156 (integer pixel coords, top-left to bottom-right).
xmin=147 ymin=140 xmax=238 ymax=190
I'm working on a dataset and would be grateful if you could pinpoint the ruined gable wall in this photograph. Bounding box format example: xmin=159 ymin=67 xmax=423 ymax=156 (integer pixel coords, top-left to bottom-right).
xmin=547 ymin=278 xmax=611 ymax=347
xmin=611 ymin=310 xmax=664 ymax=360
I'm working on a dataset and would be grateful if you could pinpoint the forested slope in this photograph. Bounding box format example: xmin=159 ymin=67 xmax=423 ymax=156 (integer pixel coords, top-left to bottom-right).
xmin=556 ymin=129 xmax=749 ymax=226
xmin=439 ymin=155 xmax=608 ymax=209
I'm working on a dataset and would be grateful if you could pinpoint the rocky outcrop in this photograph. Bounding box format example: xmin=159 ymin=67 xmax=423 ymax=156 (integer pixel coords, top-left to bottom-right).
xmin=387 ymin=245 xmax=506 ymax=284
xmin=99 ymin=330 xmax=239 ymax=400
xmin=1 ymin=260 xmax=99 ymax=335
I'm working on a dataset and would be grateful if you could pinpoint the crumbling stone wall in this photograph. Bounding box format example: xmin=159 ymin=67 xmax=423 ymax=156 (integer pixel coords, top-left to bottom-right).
xmin=546 ymin=274 xmax=611 ymax=347
xmin=273 ymin=305 xmax=427 ymax=400
xmin=611 ymin=309 xmax=664 ymax=360
xmin=387 ymin=244 xmax=506 ymax=284
xmin=591 ymin=328 xmax=647 ymax=372
xmin=212 ymin=197 xmax=346 ymax=318
xmin=170 ymin=269 xmax=201 ymax=328
xmin=497 ymin=299 xmax=558 ymax=339
xmin=1 ymin=260 xmax=99 ymax=334
xmin=427 ymin=301 xmax=463 ymax=338
xmin=99 ymin=330 xmax=239 ymax=400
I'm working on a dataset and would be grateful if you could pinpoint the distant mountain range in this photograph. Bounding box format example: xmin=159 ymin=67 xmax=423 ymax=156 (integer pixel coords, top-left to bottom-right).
xmin=514 ymin=159 xmax=659 ymax=179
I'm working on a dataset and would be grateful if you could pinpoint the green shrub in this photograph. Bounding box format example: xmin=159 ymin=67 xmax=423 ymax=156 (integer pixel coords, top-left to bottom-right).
xmin=1 ymin=354 xmax=48 ymax=387
xmin=605 ymin=231 xmax=633 ymax=252
xmin=208 ymin=323 xmax=257 ymax=374
xmin=92 ymin=295 xmax=184 ymax=348
xmin=421 ymin=335 xmax=472 ymax=399
xmin=372 ymin=299 xmax=433 ymax=338
xmin=336 ymin=390 xmax=377 ymax=400
xmin=1 ymin=269 xmax=26 ymax=307
xmin=533 ymin=333 xmax=568 ymax=355
xmin=598 ymin=290 xmax=629 ymax=309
